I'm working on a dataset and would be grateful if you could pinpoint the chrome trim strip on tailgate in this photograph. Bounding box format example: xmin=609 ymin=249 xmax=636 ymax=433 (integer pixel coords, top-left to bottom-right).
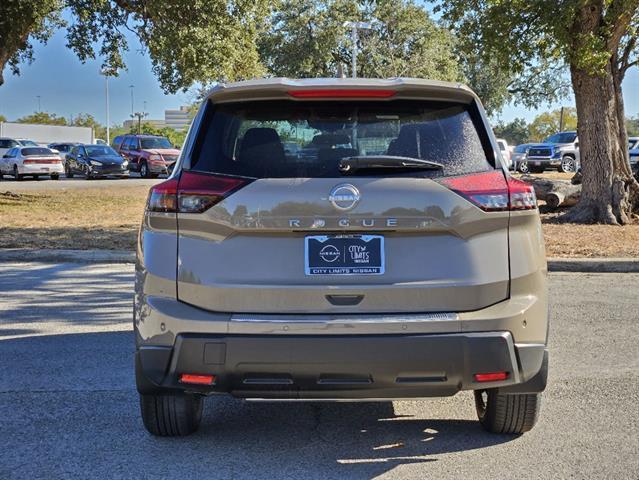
xmin=228 ymin=313 xmax=459 ymax=335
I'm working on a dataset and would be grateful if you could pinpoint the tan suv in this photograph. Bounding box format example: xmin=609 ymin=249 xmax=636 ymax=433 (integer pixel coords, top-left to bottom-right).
xmin=134 ymin=78 xmax=549 ymax=436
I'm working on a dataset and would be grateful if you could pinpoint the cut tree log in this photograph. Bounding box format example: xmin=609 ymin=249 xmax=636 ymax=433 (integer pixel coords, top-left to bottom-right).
xmin=518 ymin=175 xmax=581 ymax=209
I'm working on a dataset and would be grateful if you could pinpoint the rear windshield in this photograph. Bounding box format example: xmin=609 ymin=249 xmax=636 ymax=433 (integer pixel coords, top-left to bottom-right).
xmin=191 ymin=100 xmax=493 ymax=178
xmin=85 ymin=145 xmax=118 ymax=156
xmin=141 ymin=137 xmax=172 ymax=149
xmin=22 ymin=147 xmax=54 ymax=156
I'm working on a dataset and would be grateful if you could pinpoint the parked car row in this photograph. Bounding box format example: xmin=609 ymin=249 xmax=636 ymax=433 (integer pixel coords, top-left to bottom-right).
xmin=510 ymin=132 xmax=639 ymax=176
xmin=0 ymin=134 xmax=181 ymax=181
xmin=508 ymin=131 xmax=580 ymax=174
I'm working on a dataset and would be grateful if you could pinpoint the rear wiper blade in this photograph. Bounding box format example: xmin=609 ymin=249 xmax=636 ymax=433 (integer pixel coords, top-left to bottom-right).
xmin=339 ymin=155 xmax=444 ymax=174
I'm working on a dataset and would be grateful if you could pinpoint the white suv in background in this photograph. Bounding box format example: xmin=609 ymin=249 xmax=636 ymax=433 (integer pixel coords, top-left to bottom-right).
xmin=496 ymin=138 xmax=513 ymax=169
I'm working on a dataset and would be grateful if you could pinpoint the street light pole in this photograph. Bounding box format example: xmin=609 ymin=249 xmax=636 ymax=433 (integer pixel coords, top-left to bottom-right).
xmin=129 ymin=85 xmax=135 ymax=115
xmin=36 ymin=96 xmax=41 ymax=112
xmin=343 ymin=21 xmax=373 ymax=78
xmin=100 ymin=68 xmax=118 ymax=144
xmin=105 ymin=76 xmax=110 ymax=144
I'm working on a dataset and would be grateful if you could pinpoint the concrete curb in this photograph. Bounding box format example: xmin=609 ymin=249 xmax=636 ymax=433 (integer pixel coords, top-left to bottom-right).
xmin=547 ymin=257 xmax=639 ymax=273
xmin=0 ymin=249 xmax=135 ymax=264
xmin=0 ymin=249 xmax=637 ymax=272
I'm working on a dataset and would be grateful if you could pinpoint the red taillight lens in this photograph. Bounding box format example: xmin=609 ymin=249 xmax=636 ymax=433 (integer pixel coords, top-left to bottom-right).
xmin=147 ymin=178 xmax=178 ymax=213
xmin=438 ymin=171 xmax=536 ymax=211
xmin=474 ymin=372 xmax=509 ymax=382
xmin=178 ymin=171 xmax=249 ymax=213
xmin=147 ymin=172 xmax=249 ymax=213
xmin=507 ymin=177 xmax=537 ymax=210
xmin=288 ymin=89 xmax=396 ymax=99
xmin=23 ymin=158 xmax=61 ymax=164
xmin=179 ymin=374 xmax=216 ymax=385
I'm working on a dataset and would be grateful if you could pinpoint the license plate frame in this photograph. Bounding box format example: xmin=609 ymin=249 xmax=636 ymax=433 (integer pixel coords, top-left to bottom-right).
xmin=304 ymin=234 xmax=385 ymax=276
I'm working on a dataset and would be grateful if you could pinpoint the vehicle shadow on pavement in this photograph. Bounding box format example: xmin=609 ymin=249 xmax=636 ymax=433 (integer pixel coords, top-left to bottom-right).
xmin=198 ymin=399 xmax=517 ymax=478
xmin=1 ymin=332 xmax=518 ymax=479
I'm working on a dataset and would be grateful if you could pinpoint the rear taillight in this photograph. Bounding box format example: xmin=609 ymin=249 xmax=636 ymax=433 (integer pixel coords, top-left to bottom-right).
xmin=146 ymin=172 xmax=249 ymax=213
xmin=507 ymin=177 xmax=537 ymax=210
xmin=147 ymin=178 xmax=178 ymax=212
xmin=438 ymin=171 xmax=536 ymax=211
xmin=23 ymin=158 xmax=61 ymax=164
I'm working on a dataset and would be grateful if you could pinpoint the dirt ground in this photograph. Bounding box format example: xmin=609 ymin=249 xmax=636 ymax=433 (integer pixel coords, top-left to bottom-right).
xmin=1 ymin=180 xmax=637 ymax=257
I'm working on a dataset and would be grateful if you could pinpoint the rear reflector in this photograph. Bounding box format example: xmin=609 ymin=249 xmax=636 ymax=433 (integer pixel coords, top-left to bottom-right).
xmin=146 ymin=171 xmax=250 ymax=213
xmin=474 ymin=372 xmax=509 ymax=382
xmin=288 ymin=89 xmax=397 ymax=99
xmin=179 ymin=374 xmax=216 ymax=385
xmin=438 ymin=171 xmax=536 ymax=211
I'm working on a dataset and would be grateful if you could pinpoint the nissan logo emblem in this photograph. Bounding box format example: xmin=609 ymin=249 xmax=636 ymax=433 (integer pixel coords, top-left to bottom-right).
xmin=329 ymin=184 xmax=360 ymax=211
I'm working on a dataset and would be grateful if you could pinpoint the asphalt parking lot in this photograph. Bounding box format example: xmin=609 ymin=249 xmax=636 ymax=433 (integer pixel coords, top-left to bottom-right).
xmin=1 ymin=264 xmax=638 ymax=479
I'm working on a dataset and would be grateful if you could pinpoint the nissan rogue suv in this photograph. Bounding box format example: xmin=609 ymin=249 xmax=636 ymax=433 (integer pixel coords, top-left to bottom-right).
xmin=134 ymin=78 xmax=549 ymax=437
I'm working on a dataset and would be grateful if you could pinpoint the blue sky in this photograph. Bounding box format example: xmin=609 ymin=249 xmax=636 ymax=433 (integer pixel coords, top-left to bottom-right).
xmin=0 ymin=26 xmax=637 ymax=126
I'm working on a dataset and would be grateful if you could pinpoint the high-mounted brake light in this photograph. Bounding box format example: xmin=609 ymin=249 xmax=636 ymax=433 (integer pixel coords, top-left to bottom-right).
xmin=474 ymin=372 xmax=509 ymax=382
xmin=146 ymin=172 xmax=249 ymax=213
xmin=288 ymin=89 xmax=397 ymax=99
xmin=438 ymin=171 xmax=537 ymax=211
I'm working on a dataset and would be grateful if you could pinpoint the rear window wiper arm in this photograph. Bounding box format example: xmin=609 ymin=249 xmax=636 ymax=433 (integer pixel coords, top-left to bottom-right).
xmin=339 ymin=155 xmax=444 ymax=173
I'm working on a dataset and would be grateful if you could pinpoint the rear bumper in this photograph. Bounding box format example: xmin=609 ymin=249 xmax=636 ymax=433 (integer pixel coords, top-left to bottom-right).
xmin=136 ymin=332 xmax=547 ymax=399
xmin=19 ymin=164 xmax=64 ymax=174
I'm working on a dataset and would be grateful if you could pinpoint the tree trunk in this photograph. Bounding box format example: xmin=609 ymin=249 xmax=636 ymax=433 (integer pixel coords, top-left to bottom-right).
xmin=520 ymin=175 xmax=581 ymax=208
xmin=563 ymin=61 xmax=639 ymax=224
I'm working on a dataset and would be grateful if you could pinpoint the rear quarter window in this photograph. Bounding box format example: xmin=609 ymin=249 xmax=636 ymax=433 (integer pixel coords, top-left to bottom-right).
xmin=190 ymin=99 xmax=495 ymax=179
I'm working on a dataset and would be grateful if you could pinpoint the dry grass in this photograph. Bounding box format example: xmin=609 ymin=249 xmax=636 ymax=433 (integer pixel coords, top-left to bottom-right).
xmin=0 ymin=186 xmax=148 ymax=249
xmin=1 ymin=184 xmax=638 ymax=257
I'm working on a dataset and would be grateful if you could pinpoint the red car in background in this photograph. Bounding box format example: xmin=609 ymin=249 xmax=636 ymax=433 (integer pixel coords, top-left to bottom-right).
xmin=113 ymin=134 xmax=180 ymax=178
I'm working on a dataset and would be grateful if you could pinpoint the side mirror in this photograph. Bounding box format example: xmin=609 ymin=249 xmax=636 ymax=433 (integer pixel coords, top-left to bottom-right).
xmin=574 ymin=142 xmax=579 ymax=148
xmin=2 ymin=154 xmax=8 ymax=158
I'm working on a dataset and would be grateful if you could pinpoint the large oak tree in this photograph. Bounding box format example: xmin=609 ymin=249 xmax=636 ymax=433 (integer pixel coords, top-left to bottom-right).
xmin=0 ymin=0 xmax=268 ymax=92
xmin=438 ymin=0 xmax=639 ymax=224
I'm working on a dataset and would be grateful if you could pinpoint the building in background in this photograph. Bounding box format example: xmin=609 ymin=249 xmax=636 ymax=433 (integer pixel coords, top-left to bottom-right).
xmin=122 ymin=106 xmax=191 ymax=132
xmin=123 ymin=118 xmax=166 ymax=130
xmin=164 ymin=106 xmax=191 ymax=131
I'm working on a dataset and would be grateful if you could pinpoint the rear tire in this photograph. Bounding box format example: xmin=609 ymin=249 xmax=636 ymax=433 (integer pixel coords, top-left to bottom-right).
xmin=475 ymin=389 xmax=541 ymax=434
xmin=140 ymin=161 xmax=151 ymax=178
xmin=139 ymin=393 xmax=203 ymax=437
xmin=51 ymin=173 xmax=59 ymax=180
